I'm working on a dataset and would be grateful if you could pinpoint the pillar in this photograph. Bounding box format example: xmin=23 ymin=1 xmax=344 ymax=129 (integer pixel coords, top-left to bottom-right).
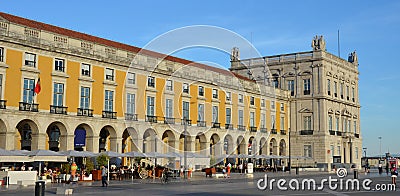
xmin=86 ymin=135 xmax=99 ymax=153
xmin=59 ymin=134 xmax=75 ymax=151
xmin=31 ymin=133 xmax=46 ymax=150
xmin=0 ymin=132 xmax=16 ymax=150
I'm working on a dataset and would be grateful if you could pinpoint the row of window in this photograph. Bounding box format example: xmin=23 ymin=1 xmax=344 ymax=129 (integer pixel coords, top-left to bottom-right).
xmin=328 ymin=115 xmax=358 ymax=133
xmin=277 ymin=78 xmax=311 ymax=96
xmin=306 ymin=145 xmax=359 ymax=159
xmin=327 ymin=79 xmax=356 ymax=101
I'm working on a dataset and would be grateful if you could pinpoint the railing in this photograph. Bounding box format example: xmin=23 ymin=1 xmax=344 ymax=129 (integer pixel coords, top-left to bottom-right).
xmin=50 ymin=105 xmax=68 ymax=114
xmin=163 ymin=117 xmax=175 ymax=124
xmin=146 ymin=115 xmax=158 ymax=123
xmin=354 ymin=133 xmax=360 ymax=138
xmin=336 ymin=131 xmax=342 ymax=136
xmin=77 ymin=108 xmax=93 ymax=117
xmin=225 ymin=124 xmax=233 ymax=130
xmin=238 ymin=125 xmax=246 ymax=131
xmin=102 ymin=111 xmax=117 ymax=119
xmin=0 ymin=100 xmax=6 ymax=109
xmin=181 ymin=119 xmax=192 ymax=126
xmin=329 ymin=130 xmax=336 ymax=135
xmin=250 ymin=127 xmax=257 ymax=132
xmin=197 ymin=120 xmax=206 ymax=127
xmin=212 ymin=122 xmax=221 ymax=128
xmin=280 ymin=130 xmax=286 ymax=135
xmin=271 ymin=129 xmax=277 ymax=134
xmin=260 ymin=128 xmax=267 ymax=133
xmin=19 ymin=102 xmax=38 ymax=112
xmin=300 ymin=130 xmax=314 ymax=135
xmin=125 ymin=113 xmax=138 ymax=121
xmin=304 ymin=90 xmax=310 ymax=95
xmin=106 ymin=75 xmax=114 ymax=81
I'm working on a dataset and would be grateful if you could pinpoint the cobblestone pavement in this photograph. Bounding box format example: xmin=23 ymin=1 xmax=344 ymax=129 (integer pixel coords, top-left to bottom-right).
xmin=0 ymin=171 xmax=398 ymax=195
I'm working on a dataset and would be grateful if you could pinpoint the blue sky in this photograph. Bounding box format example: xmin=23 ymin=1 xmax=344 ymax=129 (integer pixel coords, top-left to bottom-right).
xmin=1 ymin=0 xmax=399 ymax=156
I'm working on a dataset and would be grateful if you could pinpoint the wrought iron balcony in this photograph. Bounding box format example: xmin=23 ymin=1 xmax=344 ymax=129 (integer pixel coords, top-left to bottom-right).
xmin=212 ymin=122 xmax=221 ymax=128
xmin=238 ymin=125 xmax=246 ymax=131
xmin=146 ymin=115 xmax=158 ymax=123
xmin=19 ymin=102 xmax=38 ymax=112
xmin=354 ymin=133 xmax=360 ymax=138
xmin=197 ymin=120 xmax=206 ymax=127
xmin=50 ymin=105 xmax=68 ymax=114
xmin=329 ymin=130 xmax=336 ymax=135
xmin=260 ymin=128 xmax=267 ymax=133
xmin=304 ymin=90 xmax=310 ymax=95
xmin=271 ymin=129 xmax=277 ymax=134
xmin=336 ymin=131 xmax=342 ymax=136
xmin=181 ymin=119 xmax=192 ymax=126
xmin=0 ymin=100 xmax=6 ymax=109
xmin=163 ymin=117 xmax=175 ymax=124
xmin=225 ymin=124 xmax=233 ymax=130
xmin=280 ymin=130 xmax=286 ymax=135
xmin=250 ymin=127 xmax=257 ymax=132
xmin=125 ymin=113 xmax=138 ymax=121
xmin=300 ymin=130 xmax=314 ymax=135
xmin=102 ymin=111 xmax=117 ymax=119
xmin=77 ymin=108 xmax=93 ymax=117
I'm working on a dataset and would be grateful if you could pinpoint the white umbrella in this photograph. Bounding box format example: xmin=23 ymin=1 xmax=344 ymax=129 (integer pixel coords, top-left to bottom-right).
xmin=166 ymin=152 xmax=183 ymax=158
xmin=0 ymin=148 xmax=30 ymax=162
xmin=99 ymin=151 xmax=127 ymax=158
xmin=24 ymin=149 xmax=67 ymax=162
xmin=124 ymin=151 xmax=146 ymax=158
xmin=186 ymin=152 xmax=208 ymax=158
xmin=145 ymin=152 xmax=174 ymax=158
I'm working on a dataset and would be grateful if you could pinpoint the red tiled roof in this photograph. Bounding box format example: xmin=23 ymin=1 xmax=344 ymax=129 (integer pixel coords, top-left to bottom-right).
xmin=0 ymin=12 xmax=254 ymax=82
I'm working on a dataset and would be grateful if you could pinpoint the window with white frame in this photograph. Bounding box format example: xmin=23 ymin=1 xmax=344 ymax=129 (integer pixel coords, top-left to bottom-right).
xmin=183 ymin=101 xmax=190 ymax=120
xmin=334 ymin=81 xmax=337 ymax=97
xmin=127 ymin=93 xmax=135 ymax=114
xmin=303 ymin=78 xmax=310 ymax=95
xmin=354 ymin=121 xmax=357 ymax=133
xmin=226 ymin=108 xmax=231 ymax=124
xmin=23 ymin=78 xmax=35 ymax=103
xmin=288 ymin=80 xmax=294 ymax=96
xmin=0 ymin=74 xmax=2 ymax=99
xmin=53 ymin=83 xmax=64 ymax=106
xmin=327 ymin=79 xmax=331 ymax=95
xmin=280 ymin=103 xmax=284 ymax=111
xmin=212 ymin=89 xmax=218 ymax=99
xmin=330 ymin=145 xmax=335 ymax=157
xmin=81 ymin=63 xmax=91 ymax=76
xmin=304 ymin=145 xmax=312 ymax=158
xmin=328 ymin=115 xmax=333 ymax=130
xmin=198 ymin=104 xmax=204 ymax=121
xmin=24 ymin=53 xmax=36 ymax=67
xmin=212 ymin=106 xmax=218 ymax=123
xmin=346 ymin=85 xmax=349 ymax=100
xmin=197 ymin=86 xmax=204 ymax=96
xmin=238 ymin=109 xmax=243 ymax=126
xmin=261 ymin=99 xmax=265 ymax=107
xmin=105 ymin=90 xmax=114 ymax=112
xmin=166 ymin=80 xmax=173 ymax=91
xmin=127 ymin=72 xmax=135 ymax=85
xmin=80 ymin=87 xmax=90 ymax=109
xmin=250 ymin=112 xmax=255 ymax=127
xmin=0 ymin=47 xmax=4 ymax=62
xmin=165 ymin=99 xmax=173 ymax=118
xmin=261 ymin=113 xmax=265 ymax=128
xmin=337 ymin=146 xmax=341 ymax=156
xmin=336 ymin=116 xmax=339 ymax=131
xmin=304 ymin=116 xmax=312 ymax=130
xmin=271 ymin=115 xmax=276 ymax=129
xmin=146 ymin=96 xmax=155 ymax=116
xmin=280 ymin=116 xmax=285 ymax=130
xmin=105 ymin=68 xmax=114 ymax=81
xmin=271 ymin=101 xmax=275 ymax=109
xmin=183 ymin=83 xmax=189 ymax=93
xmin=239 ymin=94 xmax=244 ymax=103
xmin=54 ymin=58 xmax=65 ymax=72
xmin=250 ymin=96 xmax=255 ymax=105
xmin=147 ymin=76 xmax=155 ymax=87
xmin=226 ymin=92 xmax=231 ymax=101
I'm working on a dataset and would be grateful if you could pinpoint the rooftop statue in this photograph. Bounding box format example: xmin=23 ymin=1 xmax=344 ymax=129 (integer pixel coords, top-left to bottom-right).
xmin=311 ymin=35 xmax=326 ymax=51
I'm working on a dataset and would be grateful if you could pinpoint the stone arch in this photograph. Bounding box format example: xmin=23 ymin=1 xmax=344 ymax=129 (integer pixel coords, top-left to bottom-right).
xmin=99 ymin=125 xmax=117 ymax=152
xmin=236 ymin=136 xmax=246 ymax=155
xmin=0 ymin=119 xmax=8 ymax=133
xmin=15 ymin=119 xmax=39 ymax=150
xmin=210 ymin=133 xmax=221 ymax=157
xmin=259 ymin=137 xmax=267 ymax=155
xmin=179 ymin=131 xmax=192 ymax=152
xmin=248 ymin=136 xmax=256 ymax=155
xmin=195 ymin=132 xmax=207 ymax=156
xmin=223 ymin=134 xmax=234 ymax=155
xmin=143 ymin=128 xmax=157 ymax=153
xmin=74 ymin=123 xmax=94 ymax=152
xmin=161 ymin=130 xmax=177 ymax=153
xmin=0 ymin=119 xmax=9 ymax=149
xmin=45 ymin=121 xmax=67 ymax=152
xmin=122 ymin=127 xmax=139 ymax=153
xmin=279 ymin=139 xmax=286 ymax=156
xmin=269 ymin=138 xmax=278 ymax=155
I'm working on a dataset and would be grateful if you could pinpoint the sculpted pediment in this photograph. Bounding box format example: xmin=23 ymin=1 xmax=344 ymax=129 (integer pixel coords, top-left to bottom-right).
xmin=299 ymin=108 xmax=312 ymax=113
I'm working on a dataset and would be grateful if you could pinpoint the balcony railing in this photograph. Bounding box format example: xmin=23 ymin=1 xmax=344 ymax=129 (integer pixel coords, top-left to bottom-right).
xmin=19 ymin=102 xmax=38 ymax=112
xmin=336 ymin=131 xmax=342 ymax=136
xmin=50 ymin=105 xmax=68 ymax=114
xmin=300 ymin=130 xmax=314 ymax=135
xmin=125 ymin=113 xmax=138 ymax=121
xmin=225 ymin=124 xmax=233 ymax=130
xmin=354 ymin=133 xmax=360 ymax=138
xmin=260 ymin=128 xmax=267 ymax=133
xmin=212 ymin=122 xmax=221 ymax=128
xmin=164 ymin=117 xmax=175 ymax=124
xmin=102 ymin=111 xmax=117 ymax=119
xmin=146 ymin=115 xmax=158 ymax=123
xmin=280 ymin=130 xmax=286 ymax=135
xmin=271 ymin=129 xmax=277 ymax=134
xmin=77 ymin=108 xmax=93 ymax=117
xmin=238 ymin=125 xmax=246 ymax=131
xmin=197 ymin=120 xmax=206 ymax=127
xmin=250 ymin=127 xmax=257 ymax=132
xmin=304 ymin=90 xmax=310 ymax=95
xmin=329 ymin=130 xmax=335 ymax=135
xmin=181 ymin=119 xmax=192 ymax=126
xmin=0 ymin=100 xmax=6 ymax=109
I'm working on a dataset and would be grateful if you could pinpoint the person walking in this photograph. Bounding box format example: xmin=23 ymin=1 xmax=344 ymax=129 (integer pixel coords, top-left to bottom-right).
xmin=391 ymin=164 xmax=398 ymax=185
xmin=101 ymin=166 xmax=108 ymax=187
xmin=226 ymin=163 xmax=231 ymax=178
xmin=378 ymin=163 xmax=383 ymax=175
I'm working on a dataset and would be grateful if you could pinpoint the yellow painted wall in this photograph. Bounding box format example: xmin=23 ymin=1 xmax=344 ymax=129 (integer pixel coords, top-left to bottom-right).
xmin=219 ymin=90 xmax=225 ymax=124
xmin=244 ymin=96 xmax=249 ymax=129
xmin=136 ymin=74 xmax=146 ymax=119
xmin=190 ymin=85 xmax=197 ymax=122
xmin=65 ymin=60 xmax=80 ymax=113
xmin=4 ymin=49 xmax=22 ymax=107
xmin=255 ymin=97 xmax=260 ymax=128
xmin=231 ymin=93 xmax=238 ymax=126
xmin=276 ymin=101 xmax=281 ymax=132
xmin=266 ymin=100 xmax=271 ymax=130
xmin=37 ymin=56 xmax=52 ymax=110
xmin=175 ymin=81 xmax=182 ymax=119
xmin=204 ymin=87 xmax=212 ymax=126
xmin=92 ymin=65 xmax=104 ymax=115
xmin=115 ymin=70 xmax=125 ymax=117
xmin=155 ymin=78 xmax=165 ymax=117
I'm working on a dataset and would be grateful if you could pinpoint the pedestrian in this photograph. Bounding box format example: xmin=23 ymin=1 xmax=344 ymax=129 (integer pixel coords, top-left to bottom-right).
xmin=386 ymin=163 xmax=389 ymax=176
xmin=378 ymin=163 xmax=383 ymax=175
xmin=391 ymin=164 xmax=398 ymax=185
xmin=101 ymin=165 xmax=108 ymax=187
xmin=227 ymin=163 xmax=231 ymax=178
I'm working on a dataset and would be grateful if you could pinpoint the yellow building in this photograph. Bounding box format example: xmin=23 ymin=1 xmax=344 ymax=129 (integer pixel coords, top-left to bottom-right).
xmin=0 ymin=12 xmax=290 ymax=168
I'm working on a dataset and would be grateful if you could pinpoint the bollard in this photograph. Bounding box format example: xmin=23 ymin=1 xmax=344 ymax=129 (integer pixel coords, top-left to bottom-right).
xmin=35 ymin=181 xmax=45 ymax=196
xmin=353 ymin=169 xmax=358 ymax=179
xmin=295 ymin=167 xmax=299 ymax=175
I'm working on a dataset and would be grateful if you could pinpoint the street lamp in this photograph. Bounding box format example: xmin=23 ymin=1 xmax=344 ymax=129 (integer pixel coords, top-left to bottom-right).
xmin=378 ymin=137 xmax=382 ymax=161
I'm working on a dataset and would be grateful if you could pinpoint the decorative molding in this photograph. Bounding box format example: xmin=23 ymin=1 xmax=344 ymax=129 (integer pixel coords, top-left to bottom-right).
xmin=78 ymin=76 xmax=94 ymax=83
xmin=328 ymin=108 xmax=334 ymax=114
xmin=51 ymin=71 xmax=69 ymax=79
xmin=298 ymin=70 xmax=312 ymax=76
xmin=326 ymin=71 xmax=332 ymax=76
xmin=299 ymin=108 xmax=312 ymax=113
xmin=342 ymin=108 xmax=352 ymax=117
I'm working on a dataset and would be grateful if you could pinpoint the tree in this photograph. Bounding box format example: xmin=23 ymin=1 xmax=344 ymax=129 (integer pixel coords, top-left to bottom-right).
xmin=96 ymin=154 xmax=109 ymax=168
